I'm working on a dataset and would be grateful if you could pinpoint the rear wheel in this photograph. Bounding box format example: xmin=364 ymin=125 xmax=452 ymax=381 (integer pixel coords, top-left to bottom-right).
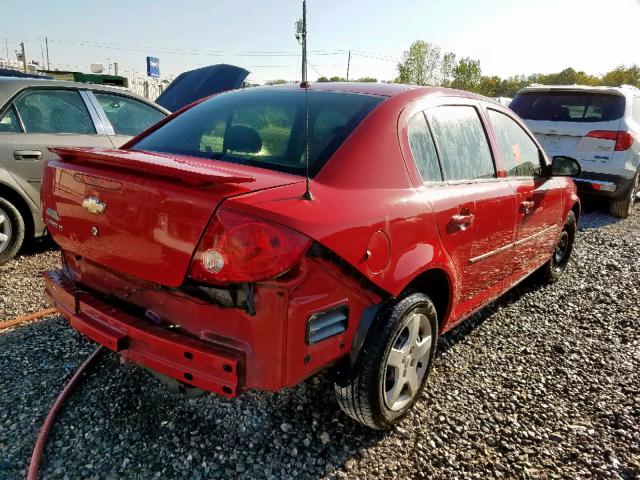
xmin=0 ymin=197 xmax=25 ymax=265
xmin=538 ymin=210 xmax=576 ymax=284
xmin=609 ymin=170 xmax=639 ymax=219
xmin=335 ymin=292 xmax=438 ymax=429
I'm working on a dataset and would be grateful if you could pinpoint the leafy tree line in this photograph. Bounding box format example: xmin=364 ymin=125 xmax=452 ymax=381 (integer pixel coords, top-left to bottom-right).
xmin=394 ymin=40 xmax=640 ymax=97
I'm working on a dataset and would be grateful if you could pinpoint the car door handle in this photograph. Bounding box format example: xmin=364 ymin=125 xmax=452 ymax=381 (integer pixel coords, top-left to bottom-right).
xmin=448 ymin=213 xmax=474 ymax=232
xmin=520 ymin=200 xmax=535 ymax=214
xmin=14 ymin=150 xmax=43 ymax=161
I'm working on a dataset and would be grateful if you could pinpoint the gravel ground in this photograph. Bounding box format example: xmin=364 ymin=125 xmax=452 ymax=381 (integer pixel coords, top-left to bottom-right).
xmin=0 ymin=240 xmax=59 ymax=321
xmin=0 ymin=207 xmax=638 ymax=480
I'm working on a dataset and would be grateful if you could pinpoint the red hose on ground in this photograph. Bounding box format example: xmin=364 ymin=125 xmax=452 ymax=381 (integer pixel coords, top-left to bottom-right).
xmin=0 ymin=308 xmax=57 ymax=330
xmin=27 ymin=346 xmax=104 ymax=480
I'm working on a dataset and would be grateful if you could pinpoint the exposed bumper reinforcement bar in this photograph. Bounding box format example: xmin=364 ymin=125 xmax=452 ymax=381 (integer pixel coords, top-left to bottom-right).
xmin=44 ymin=270 xmax=243 ymax=398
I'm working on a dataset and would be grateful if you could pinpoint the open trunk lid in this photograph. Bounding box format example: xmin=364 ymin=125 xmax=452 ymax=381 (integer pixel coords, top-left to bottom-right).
xmin=42 ymin=147 xmax=301 ymax=287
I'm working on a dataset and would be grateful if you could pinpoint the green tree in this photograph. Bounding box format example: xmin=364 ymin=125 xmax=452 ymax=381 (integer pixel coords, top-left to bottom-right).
xmin=329 ymin=76 xmax=347 ymax=82
xmin=602 ymin=65 xmax=640 ymax=87
xmin=450 ymin=57 xmax=482 ymax=92
xmin=477 ymin=75 xmax=502 ymax=97
xmin=396 ymin=40 xmax=442 ymax=86
xmin=316 ymin=76 xmax=330 ymax=82
xmin=440 ymin=52 xmax=456 ymax=87
xmin=356 ymin=77 xmax=378 ymax=83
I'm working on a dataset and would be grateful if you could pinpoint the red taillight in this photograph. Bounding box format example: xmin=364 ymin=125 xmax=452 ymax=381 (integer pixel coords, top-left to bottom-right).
xmin=189 ymin=207 xmax=312 ymax=284
xmin=586 ymin=130 xmax=634 ymax=151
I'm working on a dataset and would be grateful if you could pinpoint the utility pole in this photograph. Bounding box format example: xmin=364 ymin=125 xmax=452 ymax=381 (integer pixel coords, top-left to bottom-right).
xmin=113 ymin=62 xmax=118 ymax=76
xmin=40 ymin=44 xmax=45 ymax=68
xmin=45 ymin=37 xmax=50 ymax=70
xmin=5 ymin=38 xmax=8 ymax=62
xmin=19 ymin=42 xmax=27 ymax=73
xmin=346 ymin=50 xmax=351 ymax=81
xmin=301 ymin=0 xmax=307 ymax=85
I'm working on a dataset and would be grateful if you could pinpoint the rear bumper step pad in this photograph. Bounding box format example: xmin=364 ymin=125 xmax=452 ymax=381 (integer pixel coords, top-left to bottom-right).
xmin=44 ymin=270 xmax=243 ymax=398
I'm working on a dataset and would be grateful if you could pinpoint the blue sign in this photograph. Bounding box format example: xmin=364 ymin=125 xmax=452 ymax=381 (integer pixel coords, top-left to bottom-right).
xmin=146 ymin=56 xmax=160 ymax=77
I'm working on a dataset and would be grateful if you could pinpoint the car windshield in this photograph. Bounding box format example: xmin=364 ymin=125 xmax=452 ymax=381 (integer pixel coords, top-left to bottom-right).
xmin=510 ymin=91 xmax=625 ymax=122
xmin=133 ymin=88 xmax=384 ymax=177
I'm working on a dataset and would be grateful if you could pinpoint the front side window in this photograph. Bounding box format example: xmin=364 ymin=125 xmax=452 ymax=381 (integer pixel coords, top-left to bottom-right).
xmin=426 ymin=105 xmax=494 ymax=181
xmin=0 ymin=107 xmax=21 ymax=133
xmin=94 ymin=92 xmax=165 ymax=136
xmin=133 ymin=89 xmax=384 ymax=177
xmin=14 ymin=89 xmax=95 ymax=134
xmin=488 ymin=109 xmax=541 ymax=177
xmin=510 ymin=91 xmax=625 ymax=123
xmin=407 ymin=112 xmax=442 ymax=182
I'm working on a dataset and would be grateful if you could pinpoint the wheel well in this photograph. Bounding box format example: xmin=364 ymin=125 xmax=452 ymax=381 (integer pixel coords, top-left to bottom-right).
xmin=0 ymin=183 xmax=35 ymax=239
xmin=405 ymin=268 xmax=451 ymax=327
xmin=571 ymin=202 xmax=580 ymax=225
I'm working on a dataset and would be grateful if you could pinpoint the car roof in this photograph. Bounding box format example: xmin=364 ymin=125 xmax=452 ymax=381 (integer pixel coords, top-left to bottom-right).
xmin=252 ymin=81 xmax=491 ymax=102
xmin=516 ymin=84 xmax=639 ymax=97
xmin=0 ymin=76 xmax=164 ymax=109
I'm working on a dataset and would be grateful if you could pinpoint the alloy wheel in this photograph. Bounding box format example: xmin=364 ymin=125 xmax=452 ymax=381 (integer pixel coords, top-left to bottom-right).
xmin=0 ymin=206 xmax=13 ymax=255
xmin=383 ymin=310 xmax=432 ymax=411
xmin=553 ymin=230 xmax=570 ymax=270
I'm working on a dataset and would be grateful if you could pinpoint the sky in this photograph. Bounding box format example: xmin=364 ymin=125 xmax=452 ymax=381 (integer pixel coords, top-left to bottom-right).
xmin=2 ymin=0 xmax=639 ymax=84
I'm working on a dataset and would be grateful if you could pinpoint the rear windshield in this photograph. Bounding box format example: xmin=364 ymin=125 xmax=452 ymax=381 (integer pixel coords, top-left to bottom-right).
xmin=510 ymin=91 xmax=625 ymax=122
xmin=133 ymin=89 xmax=384 ymax=177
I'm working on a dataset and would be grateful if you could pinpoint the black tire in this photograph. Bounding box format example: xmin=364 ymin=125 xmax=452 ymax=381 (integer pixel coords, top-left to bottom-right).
xmin=0 ymin=197 xmax=25 ymax=265
xmin=609 ymin=169 xmax=639 ymax=219
xmin=335 ymin=292 xmax=438 ymax=430
xmin=538 ymin=210 xmax=576 ymax=284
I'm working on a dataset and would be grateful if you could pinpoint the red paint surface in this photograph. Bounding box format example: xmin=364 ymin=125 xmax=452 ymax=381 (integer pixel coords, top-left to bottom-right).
xmin=41 ymin=83 xmax=579 ymax=394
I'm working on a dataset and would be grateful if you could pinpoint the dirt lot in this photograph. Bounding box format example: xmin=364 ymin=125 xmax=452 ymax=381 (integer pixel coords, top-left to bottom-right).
xmin=0 ymin=207 xmax=638 ymax=479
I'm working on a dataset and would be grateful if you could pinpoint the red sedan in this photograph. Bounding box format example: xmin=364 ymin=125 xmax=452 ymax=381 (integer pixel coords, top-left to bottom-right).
xmin=41 ymin=83 xmax=581 ymax=429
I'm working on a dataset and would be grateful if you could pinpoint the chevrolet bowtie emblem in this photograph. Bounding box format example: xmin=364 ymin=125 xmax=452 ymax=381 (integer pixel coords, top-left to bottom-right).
xmin=82 ymin=196 xmax=106 ymax=215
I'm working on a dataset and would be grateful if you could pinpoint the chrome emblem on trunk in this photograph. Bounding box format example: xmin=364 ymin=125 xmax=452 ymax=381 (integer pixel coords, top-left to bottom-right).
xmin=82 ymin=197 xmax=106 ymax=215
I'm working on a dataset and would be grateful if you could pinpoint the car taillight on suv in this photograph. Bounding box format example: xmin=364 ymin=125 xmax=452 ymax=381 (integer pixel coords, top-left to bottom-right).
xmin=189 ymin=207 xmax=312 ymax=284
xmin=585 ymin=130 xmax=634 ymax=151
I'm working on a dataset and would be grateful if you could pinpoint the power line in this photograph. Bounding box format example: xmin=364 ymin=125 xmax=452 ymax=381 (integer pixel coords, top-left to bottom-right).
xmin=47 ymin=37 xmax=348 ymax=58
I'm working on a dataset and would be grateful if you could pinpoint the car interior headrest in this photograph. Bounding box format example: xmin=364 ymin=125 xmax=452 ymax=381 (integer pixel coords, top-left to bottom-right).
xmin=225 ymin=125 xmax=262 ymax=154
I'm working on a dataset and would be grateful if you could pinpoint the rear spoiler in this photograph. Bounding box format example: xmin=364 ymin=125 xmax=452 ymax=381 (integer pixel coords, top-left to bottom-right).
xmin=49 ymin=147 xmax=255 ymax=186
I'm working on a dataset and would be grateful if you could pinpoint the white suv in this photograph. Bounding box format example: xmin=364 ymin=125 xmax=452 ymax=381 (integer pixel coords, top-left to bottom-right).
xmin=511 ymin=84 xmax=640 ymax=218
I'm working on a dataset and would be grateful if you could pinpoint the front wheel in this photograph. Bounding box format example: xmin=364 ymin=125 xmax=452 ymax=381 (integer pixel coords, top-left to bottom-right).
xmin=335 ymin=292 xmax=438 ymax=429
xmin=538 ymin=210 xmax=576 ymax=284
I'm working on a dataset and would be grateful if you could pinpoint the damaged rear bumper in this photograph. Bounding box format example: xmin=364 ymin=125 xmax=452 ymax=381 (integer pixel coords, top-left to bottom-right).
xmin=44 ymin=270 xmax=243 ymax=398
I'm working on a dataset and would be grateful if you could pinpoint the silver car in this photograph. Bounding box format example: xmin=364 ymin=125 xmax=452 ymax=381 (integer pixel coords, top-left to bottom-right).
xmin=0 ymin=77 xmax=168 ymax=263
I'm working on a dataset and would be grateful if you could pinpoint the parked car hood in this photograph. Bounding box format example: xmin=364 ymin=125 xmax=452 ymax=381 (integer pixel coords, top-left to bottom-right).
xmin=155 ymin=64 xmax=250 ymax=112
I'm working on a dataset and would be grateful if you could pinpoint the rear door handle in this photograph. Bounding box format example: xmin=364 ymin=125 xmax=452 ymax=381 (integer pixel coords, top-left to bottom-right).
xmin=14 ymin=150 xmax=43 ymax=161
xmin=520 ymin=200 xmax=535 ymax=214
xmin=448 ymin=213 xmax=475 ymax=232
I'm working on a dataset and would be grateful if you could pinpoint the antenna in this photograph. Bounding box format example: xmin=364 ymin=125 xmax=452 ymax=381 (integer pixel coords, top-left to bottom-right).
xmin=297 ymin=0 xmax=312 ymax=200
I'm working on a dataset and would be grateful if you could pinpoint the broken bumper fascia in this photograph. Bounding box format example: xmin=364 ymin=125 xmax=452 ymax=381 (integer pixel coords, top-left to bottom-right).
xmin=43 ymin=270 xmax=243 ymax=398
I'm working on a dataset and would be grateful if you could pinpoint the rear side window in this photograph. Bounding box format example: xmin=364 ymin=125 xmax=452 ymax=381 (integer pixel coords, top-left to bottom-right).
xmin=0 ymin=107 xmax=21 ymax=133
xmin=14 ymin=89 xmax=95 ymax=134
xmin=426 ymin=105 xmax=495 ymax=181
xmin=94 ymin=92 xmax=165 ymax=136
xmin=510 ymin=91 xmax=625 ymax=122
xmin=488 ymin=110 xmax=541 ymax=177
xmin=134 ymin=89 xmax=384 ymax=177
xmin=407 ymin=113 xmax=442 ymax=182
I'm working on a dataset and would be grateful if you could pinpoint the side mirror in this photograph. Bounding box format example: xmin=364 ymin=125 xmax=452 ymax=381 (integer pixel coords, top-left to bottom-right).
xmin=550 ymin=156 xmax=581 ymax=177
